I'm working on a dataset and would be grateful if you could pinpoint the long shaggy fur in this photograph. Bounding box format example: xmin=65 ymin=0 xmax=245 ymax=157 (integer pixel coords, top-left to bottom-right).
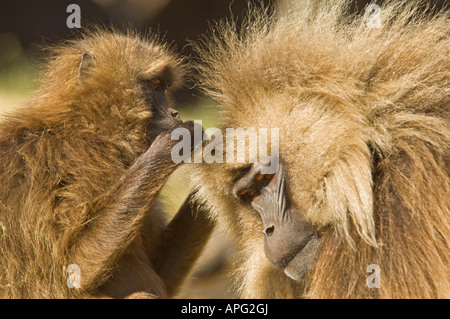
xmin=192 ymin=1 xmax=449 ymax=298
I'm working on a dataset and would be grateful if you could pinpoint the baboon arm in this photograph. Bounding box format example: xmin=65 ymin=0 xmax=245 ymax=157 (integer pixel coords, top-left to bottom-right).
xmin=72 ymin=134 xmax=178 ymax=291
xmin=152 ymin=194 xmax=215 ymax=297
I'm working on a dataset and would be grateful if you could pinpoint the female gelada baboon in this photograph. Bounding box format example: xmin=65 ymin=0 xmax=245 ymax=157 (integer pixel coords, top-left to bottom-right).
xmin=192 ymin=1 xmax=449 ymax=298
xmin=0 ymin=29 xmax=213 ymax=298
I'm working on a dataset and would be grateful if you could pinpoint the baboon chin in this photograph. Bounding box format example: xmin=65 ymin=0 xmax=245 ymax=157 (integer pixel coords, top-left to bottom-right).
xmin=192 ymin=0 xmax=449 ymax=298
xmin=0 ymin=28 xmax=213 ymax=298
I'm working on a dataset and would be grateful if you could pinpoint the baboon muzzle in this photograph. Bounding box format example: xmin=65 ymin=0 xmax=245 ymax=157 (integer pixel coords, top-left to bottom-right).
xmin=234 ymin=160 xmax=319 ymax=279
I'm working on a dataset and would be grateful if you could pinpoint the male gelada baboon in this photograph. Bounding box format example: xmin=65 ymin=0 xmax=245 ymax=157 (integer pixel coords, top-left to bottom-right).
xmin=192 ymin=1 xmax=449 ymax=298
xmin=0 ymin=29 xmax=213 ymax=298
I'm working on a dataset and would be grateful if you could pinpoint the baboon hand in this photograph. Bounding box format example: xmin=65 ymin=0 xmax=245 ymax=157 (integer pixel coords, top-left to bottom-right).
xmin=149 ymin=120 xmax=203 ymax=162
xmin=179 ymin=120 xmax=204 ymax=152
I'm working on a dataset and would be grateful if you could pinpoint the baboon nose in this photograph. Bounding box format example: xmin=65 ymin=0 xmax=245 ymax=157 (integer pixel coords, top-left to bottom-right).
xmin=264 ymin=225 xmax=275 ymax=237
xmin=263 ymin=219 xmax=316 ymax=269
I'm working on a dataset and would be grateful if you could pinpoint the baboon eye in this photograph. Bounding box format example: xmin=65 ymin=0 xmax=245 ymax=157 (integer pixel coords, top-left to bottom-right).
xmin=238 ymin=189 xmax=260 ymax=202
xmin=255 ymin=173 xmax=274 ymax=183
xmin=147 ymin=78 xmax=167 ymax=93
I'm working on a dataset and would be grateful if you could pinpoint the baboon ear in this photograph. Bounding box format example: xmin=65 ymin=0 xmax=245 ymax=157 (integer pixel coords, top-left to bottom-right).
xmin=77 ymin=53 xmax=94 ymax=84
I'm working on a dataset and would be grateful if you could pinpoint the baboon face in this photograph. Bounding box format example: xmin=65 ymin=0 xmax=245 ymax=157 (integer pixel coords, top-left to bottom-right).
xmin=215 ymin=94 xmax=374 ymax=281
xmin=140 ymin=73 xmax=183 ymax=142
xmin=232 ymin=159 xmax=320 ymax=280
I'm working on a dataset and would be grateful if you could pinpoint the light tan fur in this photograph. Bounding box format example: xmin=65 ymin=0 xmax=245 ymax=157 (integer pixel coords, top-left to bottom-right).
xmin=191 ymin=1 xmax=449 ymax=298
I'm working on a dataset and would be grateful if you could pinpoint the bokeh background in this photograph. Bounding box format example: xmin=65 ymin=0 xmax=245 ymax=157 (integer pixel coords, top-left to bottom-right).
xmin=0 ymin=0 xmax=446 ymax=298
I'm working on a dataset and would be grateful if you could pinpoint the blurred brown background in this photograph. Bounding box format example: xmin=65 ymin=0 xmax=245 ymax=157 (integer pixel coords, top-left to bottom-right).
xmin=0 ymin=0 xmax=446 ymax=299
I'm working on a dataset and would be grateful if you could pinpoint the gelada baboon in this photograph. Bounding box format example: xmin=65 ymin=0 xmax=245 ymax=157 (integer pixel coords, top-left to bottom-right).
xmin=192 ymin=1 xmax=449 ymax=298
xmin=0 ymin=29 xmax=213 ymax=298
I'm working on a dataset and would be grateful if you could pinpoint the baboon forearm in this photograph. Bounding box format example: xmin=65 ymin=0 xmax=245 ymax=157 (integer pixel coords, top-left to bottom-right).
xmin=153 ymin=195 xmax=215 ymax=296
xmin=73 ymin=142 xmax=178 ymax=290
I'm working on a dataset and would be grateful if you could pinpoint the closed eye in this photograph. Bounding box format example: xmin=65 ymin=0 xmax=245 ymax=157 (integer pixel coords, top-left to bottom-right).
xmin=233 ymin=164 xmax=275 ymax=204
xmin=238 ymin=188 xmax=260 ymax=203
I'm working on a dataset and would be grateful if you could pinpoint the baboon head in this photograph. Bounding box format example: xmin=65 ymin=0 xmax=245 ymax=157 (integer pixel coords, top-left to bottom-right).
xmin=192 ymin=21 xmax=376 ymax=281
xmin=198 ymin=90 xmax=374 ymax=281
xmin=38 ymin=29 xmax=184 ymax=156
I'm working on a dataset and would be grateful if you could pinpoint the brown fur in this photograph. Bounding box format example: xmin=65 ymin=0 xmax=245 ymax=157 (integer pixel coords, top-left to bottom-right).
xmin=0 ymin=28 xmax=213 ymax=298
xmin=192 ymin=1 xmax=449 ymax=298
